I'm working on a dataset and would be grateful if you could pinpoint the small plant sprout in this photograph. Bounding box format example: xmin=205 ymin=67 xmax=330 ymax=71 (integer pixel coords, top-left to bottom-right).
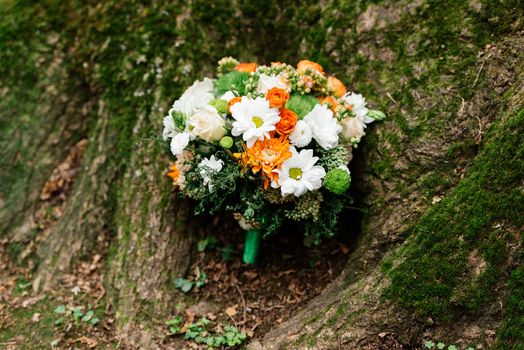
xmin=166 ymin=314 xmax=247 ymax=348
xmin=174 ymin=266 xmax=208 ymax=293
xmin=166 ymin=315 xmax=183 ymax=334
xmin=425 ymin=340 xmax=435 ymax=349
xmin=53 ymin=304 xmax=100 ymax=327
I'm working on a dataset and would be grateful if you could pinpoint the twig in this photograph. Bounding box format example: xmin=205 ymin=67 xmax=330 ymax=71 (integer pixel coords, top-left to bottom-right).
xmin=473 ymin=53 xmax=492 ymax=87
xmin=474 ymin=115 xmax=483 ymax=144
xmin=458 ymin=96 xmax=466 ymax=115
xmin=235 ymin=284 xmax=247 ymax=324
xmin=227 ymin=313 xmax=238 ymax=329
xmin=386 ymin=92 xmax=397 ymax=105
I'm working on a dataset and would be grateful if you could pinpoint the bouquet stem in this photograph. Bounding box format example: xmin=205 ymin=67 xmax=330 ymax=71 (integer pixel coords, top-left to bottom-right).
xmin=242 ymin=229 xmax=261 ymax=264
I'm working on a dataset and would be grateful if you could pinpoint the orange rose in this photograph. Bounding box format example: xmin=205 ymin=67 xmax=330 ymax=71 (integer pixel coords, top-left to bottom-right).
xmin=266 ymin=87 xmax=290 ymax=109
xmin=228 ymin=96 xmax=242 ymax=113
xmin=297 ymin=60 xmax=324 ymax=74
xmin=327 ymin=76 xmax=347 ymax=97
xmin=320 ymin=96 xmax=338 ymax=111
xmin=275 ymin=108 xmax=298 ymax=135
xmin=235 ymin=62 xmax=257 ymax=72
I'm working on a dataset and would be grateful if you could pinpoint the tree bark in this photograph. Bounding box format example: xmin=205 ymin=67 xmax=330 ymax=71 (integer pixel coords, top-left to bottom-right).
xmin=1 ymin=1 xmax=523 ymax=349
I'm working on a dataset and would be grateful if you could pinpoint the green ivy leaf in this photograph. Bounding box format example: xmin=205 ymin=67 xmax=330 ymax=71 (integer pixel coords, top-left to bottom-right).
xmin=169 ymin=326 xmax=181 ymax=334
xmin=54 ymin=305 xmax=65 ymax=314
xmin=174 ymin=278 xmax=193 ymax=293
xmin=72 ymin=307 xmax=83 ymax=321
xmin=82 ymin=310 xmax=94 ymax=322
xmin=437 ymin=342 xmax=446 ymax=349
xmin=166 ymin=315 xmax=183 ymax=326
xmin=90 ymin=317 xmax=100 ymax=326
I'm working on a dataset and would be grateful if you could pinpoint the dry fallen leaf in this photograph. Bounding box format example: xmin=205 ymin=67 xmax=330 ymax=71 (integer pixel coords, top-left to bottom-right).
xmin=31 ymin=312 xmax=41 ymax=323
xmin=225 ymin=306 xmax=237 ymax=317
xmin=74 ymin=336 xmax=97 ymax=348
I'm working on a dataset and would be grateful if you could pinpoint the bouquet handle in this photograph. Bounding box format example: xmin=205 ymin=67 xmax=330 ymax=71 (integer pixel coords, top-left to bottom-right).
xmin=242 ymin=229 xmax=261 ymax=264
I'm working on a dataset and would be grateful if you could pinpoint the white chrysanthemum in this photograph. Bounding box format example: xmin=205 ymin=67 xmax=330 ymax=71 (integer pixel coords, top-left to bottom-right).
xmin=257 ymin=73 xmax=289 ymax=94
xmin=340 ymin=116 xmax=366 ymax=143
xmin=341 ymin=92 xmax=372 ymax=123
xmin=162 ymin=115 xmax=177 ymax=140
xmin=220 ymin=91 xmax=236 ymax=102
xmin=303 ymin=104 xmax=342 ymax=150
xmin=170 ymin=132 xmax=190 ymax=156
xmin=272 ymin=147 xmax=326 ymax=197
xmin=289 ymin=120 xmax=313 ymax=147
xmin=198 ymin=155 xmax=224 ymax=191
xmin=187 ymin=105 xmax=226 ymax=142
xmin=171 ymin=78 xmax=215 ymax=115
xmin=230 ymin=96 xmax=280 ymax=147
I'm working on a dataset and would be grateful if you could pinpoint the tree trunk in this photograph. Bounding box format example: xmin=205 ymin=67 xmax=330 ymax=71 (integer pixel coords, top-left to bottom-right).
xmin=1 ymin=1 xmax=523 ymax=349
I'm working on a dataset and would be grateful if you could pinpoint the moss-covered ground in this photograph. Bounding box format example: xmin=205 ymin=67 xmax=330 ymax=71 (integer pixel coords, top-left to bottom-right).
xmin=1 ymin=0 xmax=523 ymax=348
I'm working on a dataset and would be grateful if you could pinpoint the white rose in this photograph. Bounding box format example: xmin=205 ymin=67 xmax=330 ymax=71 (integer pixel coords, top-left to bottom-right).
xmin=172 ymin=78 xmax=215 ymax=115
xmin=340 ymin=116 xmax=366 ymax=142
xmin=188 ymin=105 xmax=226 ymax=142
xmin=170 ymin=132 xmax=190 ymax=156
xmin=303 ymin=104 xmax=341 ymax=149
xmin=257 ymin=73 xmax=289 ymax=94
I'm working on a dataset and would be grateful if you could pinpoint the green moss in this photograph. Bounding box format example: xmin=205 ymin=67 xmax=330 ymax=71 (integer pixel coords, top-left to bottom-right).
xmin=384 ymin=108 xmax=524 ymax=321
xmin=494 ymin=240 xmax=524 ymax=350
xmin=0 ymin=297 xmax=55 ymax=348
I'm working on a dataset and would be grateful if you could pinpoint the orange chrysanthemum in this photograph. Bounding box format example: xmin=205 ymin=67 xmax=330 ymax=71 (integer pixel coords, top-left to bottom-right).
xmin=235 ymin=62 xmax=257 ymax=72
xmin=297 ymin=60 xmax=324 ymax=74
xmin=167 ymin=164 xmax=180 ymax=185
xmin=234 ymin=136 xmax=292 ymax=189
xmin=327 ymin=76 xmax=347 ymax=97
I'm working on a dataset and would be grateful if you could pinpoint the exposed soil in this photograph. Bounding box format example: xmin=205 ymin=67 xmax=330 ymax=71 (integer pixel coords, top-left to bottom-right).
xmin=176 ymin=217 xmax=350 ymax=336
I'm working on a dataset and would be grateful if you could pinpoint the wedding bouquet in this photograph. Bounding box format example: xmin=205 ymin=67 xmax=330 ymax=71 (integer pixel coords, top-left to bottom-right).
xmin=163 ymin=57 xmax=384 ymax=263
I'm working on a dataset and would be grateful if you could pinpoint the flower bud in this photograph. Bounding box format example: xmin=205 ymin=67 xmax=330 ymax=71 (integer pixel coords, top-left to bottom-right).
xmin=208 ymin=99 xmax=229 ymax=114
xmin=219 ymin=136 xmax=234 ymax=149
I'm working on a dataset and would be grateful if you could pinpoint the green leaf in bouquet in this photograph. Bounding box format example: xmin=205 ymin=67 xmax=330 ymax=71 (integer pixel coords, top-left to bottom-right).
xmin=214 ymin=71 xmax=249 ymax=96
xmin=366 ymin=109 xmax=386 ymax=121
xmin=285 ymin=94 xmax=317 ymax=119
xmin=170 ymin=110 xmax=186 ymax=131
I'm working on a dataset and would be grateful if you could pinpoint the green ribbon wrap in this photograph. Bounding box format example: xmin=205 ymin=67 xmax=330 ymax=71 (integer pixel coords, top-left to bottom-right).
xmin=242 ymin=229 xmax=261 ymax=264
